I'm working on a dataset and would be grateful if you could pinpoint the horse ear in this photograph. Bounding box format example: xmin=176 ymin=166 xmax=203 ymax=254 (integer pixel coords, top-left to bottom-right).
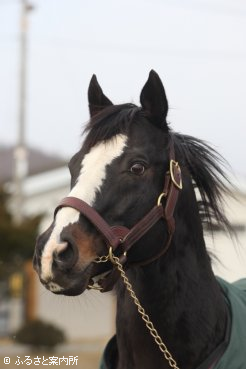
xmin=88 ymin=74 xmax=113 ymax=117
xmin=140 ymin=70 xmax=168 ymax=128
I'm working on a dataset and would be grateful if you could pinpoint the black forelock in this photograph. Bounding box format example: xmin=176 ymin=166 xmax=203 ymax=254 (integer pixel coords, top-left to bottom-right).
xmin=82 ymin=104 xmax=143 ymax=152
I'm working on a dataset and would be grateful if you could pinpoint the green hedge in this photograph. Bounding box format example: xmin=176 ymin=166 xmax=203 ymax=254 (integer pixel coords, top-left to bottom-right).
xmin=15 ymin=319 xmax=66 ymax=351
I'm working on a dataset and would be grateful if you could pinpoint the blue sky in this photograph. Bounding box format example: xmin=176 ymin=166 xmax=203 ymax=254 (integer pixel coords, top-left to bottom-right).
xmin=0 ymin=0 xmax=246 ymax=175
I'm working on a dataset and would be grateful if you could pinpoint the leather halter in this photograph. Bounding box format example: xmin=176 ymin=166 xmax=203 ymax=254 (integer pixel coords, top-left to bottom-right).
xmin=54 ymin=135 xmax=182 ymax=292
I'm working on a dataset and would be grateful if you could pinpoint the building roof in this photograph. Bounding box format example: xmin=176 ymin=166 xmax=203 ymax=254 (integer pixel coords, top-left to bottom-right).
xmin=0 ymin=145 xmax=67 ymax=184
xmin=22 ymin=166 xmax=70 ymax=196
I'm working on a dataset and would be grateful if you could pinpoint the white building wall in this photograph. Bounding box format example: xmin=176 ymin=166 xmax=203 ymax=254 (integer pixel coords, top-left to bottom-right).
xmin=208 ymin=189 xmax=246 ymax=281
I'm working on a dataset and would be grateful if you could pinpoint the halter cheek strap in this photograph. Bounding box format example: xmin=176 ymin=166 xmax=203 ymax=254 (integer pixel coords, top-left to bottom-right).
xmin=54 ymin=135 xmax=182 ymax=292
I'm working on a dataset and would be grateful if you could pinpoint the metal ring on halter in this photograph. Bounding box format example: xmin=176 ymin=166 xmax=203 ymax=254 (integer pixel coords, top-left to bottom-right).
xmin=109 ymin=247 xmax=127 ymax=264
xmin=157 ymin=192 xmax=167 ymax=206
xmin=88 ymin=248 xmax=126 ymax=290
xmin=109 ymin=246 xmax=114 ymax=263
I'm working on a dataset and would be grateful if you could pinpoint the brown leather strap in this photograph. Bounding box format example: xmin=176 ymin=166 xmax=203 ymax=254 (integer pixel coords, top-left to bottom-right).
xmin=55 ymin=197 xmax=165 ymax=254
xmin=125 ymin=147 xmax=182 ymax=268
xmin=55 ymin=197 xmax=129 ymax=250
xmin=164 ymin=162 xmax=182 ymax=235
xmin=164 ymin=137 xmax=182 ymax=235
xmin=122 ymin=205 xmax=164 ymax=251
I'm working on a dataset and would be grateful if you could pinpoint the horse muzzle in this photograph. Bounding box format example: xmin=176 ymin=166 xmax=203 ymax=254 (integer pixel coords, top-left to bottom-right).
xmin=33 ymin=222 xmax=107 ymax=295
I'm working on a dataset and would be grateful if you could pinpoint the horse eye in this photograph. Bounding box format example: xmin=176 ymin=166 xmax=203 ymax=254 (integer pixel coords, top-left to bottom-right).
xmin=130 ymin=163 xmax=145 ymax=175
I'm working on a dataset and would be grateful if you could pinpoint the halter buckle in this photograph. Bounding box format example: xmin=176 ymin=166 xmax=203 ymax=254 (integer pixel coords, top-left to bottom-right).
xmin=170 ymin=160 xmax=182 ymax=190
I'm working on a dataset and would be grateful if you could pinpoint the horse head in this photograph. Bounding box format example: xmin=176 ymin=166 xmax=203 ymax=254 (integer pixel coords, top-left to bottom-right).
xmin=33 ymin=70 xmax=177 ymax=296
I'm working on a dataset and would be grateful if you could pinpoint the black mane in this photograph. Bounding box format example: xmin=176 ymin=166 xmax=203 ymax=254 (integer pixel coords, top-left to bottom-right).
xmin=173 ymin=133 xmax=232 ymax=235
xmin=83 ymin=104 xmax=232 ymax=236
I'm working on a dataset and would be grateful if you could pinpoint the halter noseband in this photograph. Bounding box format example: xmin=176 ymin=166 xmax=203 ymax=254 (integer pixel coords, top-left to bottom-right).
xmin=54 ymin=135 xmax=182 ymax=292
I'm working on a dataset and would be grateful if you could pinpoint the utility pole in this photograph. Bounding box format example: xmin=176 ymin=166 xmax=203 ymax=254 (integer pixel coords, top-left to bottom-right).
xmin=13 ymin=0 xmax=34 ymax=225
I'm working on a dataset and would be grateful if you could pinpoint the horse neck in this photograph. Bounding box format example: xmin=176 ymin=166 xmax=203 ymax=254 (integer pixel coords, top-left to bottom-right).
xmin=115 ymin=191 xmax=228 ymax=369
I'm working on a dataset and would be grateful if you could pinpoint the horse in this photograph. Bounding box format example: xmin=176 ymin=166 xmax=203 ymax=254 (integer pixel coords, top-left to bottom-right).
xmin=33 ymin=70 xmax=246 ymax=369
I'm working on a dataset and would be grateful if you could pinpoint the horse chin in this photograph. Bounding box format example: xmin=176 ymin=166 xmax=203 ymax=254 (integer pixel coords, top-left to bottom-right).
xmin=44 ymin=263 xmax=96 ymax=297
xmin=55 ymin=284 xmax=87 ymax=296
xmin=57 ymin=261 xmax=112 ymax=296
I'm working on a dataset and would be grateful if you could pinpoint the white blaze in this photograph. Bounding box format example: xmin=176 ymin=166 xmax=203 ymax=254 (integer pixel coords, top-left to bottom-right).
xmin=41 ymin=134 xmax=127 ymax=281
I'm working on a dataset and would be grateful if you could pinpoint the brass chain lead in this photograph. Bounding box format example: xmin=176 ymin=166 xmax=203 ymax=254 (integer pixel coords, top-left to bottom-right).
xmin=93 ymin=255 xmax=110 ymax=263
xmin=108 ymin=247 xmax=180 ymax=369
xmin=87 ymin=255 xmax=110 ymax=290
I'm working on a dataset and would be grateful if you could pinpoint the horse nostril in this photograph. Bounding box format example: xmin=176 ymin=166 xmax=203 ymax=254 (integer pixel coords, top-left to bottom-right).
xmin=53 ymin=241 xmax=78 ymax=270
xmin=57 ymin=243 xmax=73 ymax=262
